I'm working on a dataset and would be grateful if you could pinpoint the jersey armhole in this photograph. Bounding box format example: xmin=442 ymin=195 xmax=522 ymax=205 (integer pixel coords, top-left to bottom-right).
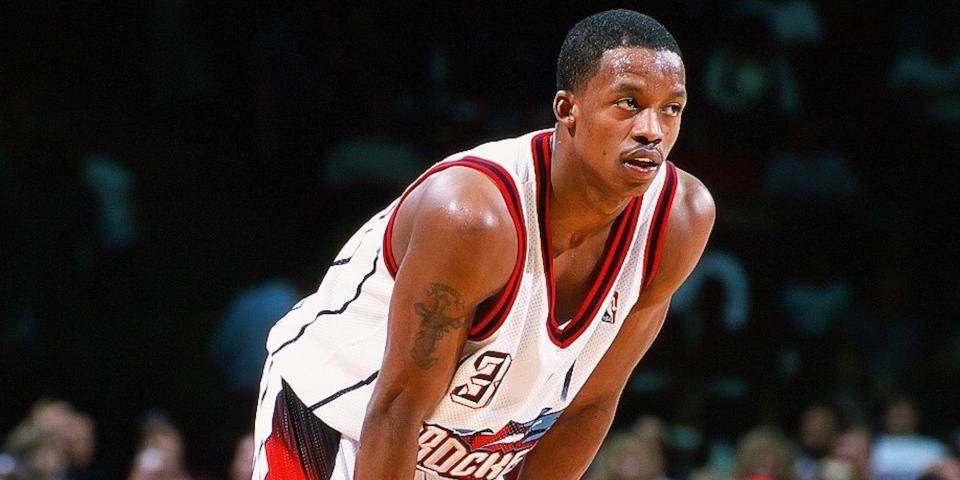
xmin=382 ymin=156 xmax=527 ymax=341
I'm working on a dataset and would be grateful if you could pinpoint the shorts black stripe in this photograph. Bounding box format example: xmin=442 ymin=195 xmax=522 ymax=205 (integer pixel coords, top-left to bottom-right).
xmin=268 ymin=380 xmax=342 ymax=479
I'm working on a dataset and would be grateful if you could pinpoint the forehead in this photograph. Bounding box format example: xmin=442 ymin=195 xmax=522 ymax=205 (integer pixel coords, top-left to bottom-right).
xmin=588 ymin=47 xmax=685 ymax=92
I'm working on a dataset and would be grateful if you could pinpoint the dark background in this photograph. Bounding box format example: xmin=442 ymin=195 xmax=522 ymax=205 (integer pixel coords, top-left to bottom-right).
xmin=2 ymin=1 xmax=958 ymax=478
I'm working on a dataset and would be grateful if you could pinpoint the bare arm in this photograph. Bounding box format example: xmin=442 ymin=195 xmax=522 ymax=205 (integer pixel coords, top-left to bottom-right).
xmin=354 ymin=169 xmax=517 ymax=480
xmin=516 ymin=170 xmax=716 ymax=479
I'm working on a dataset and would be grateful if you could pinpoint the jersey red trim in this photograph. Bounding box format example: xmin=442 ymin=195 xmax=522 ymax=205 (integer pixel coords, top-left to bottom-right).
xmin=531 ymin=132 xmax=644 ymax=348
xmin=381 ymin=157 xmax=527 ymax=341
xmin=641 ymin=161 xmax=679 ymax=291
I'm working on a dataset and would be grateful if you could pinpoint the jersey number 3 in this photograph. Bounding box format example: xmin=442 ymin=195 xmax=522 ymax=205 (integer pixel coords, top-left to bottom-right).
xmin=450 ymin=351 xmax=512 ymax=409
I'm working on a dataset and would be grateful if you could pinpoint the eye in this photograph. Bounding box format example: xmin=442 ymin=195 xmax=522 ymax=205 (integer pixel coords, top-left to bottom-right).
xmin=614 ymin=98 xmax=639 ymax=111
xmin=662 ymin=103 xmax=683 ymax=117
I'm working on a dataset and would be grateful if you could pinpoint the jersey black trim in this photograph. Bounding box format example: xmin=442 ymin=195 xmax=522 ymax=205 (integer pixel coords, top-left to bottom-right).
xmin=532 ymin=131 xmax=644 ymax=348
xmin=270 ymin=251 xmax=380 ymax=356
xmin=560 ymin=361 xmax=575 ymax=402
xmin=551 ymin=198 xmax=640 ymax=344
xmin=308 ymin=370 xmax=380 ymax=411
xmin=330 ymin=227 xmax=373 ymax=266
xmin=330 ymin=211 xmax=389 ymax=266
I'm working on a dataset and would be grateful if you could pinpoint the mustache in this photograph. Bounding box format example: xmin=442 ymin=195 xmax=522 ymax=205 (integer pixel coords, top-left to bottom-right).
xmin=622 ymin=144 xmax=663 ymax=162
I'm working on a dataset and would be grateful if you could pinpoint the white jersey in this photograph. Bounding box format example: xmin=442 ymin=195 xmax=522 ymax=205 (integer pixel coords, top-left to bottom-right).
xmin=254 ymin=129 xmax=678 ymax=480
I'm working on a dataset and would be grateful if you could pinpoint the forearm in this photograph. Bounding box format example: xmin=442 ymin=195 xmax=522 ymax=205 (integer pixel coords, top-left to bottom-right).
xmin=515 ymin=401 xmax=617 ymax=479
xmin=354 ymin=406 xmax=423 ymax=480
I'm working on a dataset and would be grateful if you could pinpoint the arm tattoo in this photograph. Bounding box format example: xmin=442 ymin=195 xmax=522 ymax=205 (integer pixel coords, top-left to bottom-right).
xmin=410 ymin=282 xmax=466 ymax=369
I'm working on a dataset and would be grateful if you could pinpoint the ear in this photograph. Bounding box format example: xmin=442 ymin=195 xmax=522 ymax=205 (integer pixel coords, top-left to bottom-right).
xmin=553 ymin=90 xmax=577 ymax=130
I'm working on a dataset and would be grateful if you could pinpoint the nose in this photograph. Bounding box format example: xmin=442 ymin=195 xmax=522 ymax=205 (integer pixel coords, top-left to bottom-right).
xmin=631 ymin=108 xmax=664 ymax=147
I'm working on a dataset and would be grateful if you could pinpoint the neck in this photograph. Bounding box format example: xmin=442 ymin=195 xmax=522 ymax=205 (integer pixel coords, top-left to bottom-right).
xmin=548 ymin=133 xmax=632 ymax=254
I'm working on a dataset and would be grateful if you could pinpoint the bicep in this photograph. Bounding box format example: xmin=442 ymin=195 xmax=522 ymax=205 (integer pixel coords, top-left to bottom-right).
xmin=372 ymin=171 xmax=517 ymax=418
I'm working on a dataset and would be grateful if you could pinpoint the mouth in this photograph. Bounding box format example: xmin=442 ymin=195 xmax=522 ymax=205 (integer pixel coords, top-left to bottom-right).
xmin=622 ymin=157 xmax=659 ymax=170
xmin=621 ymin=149 xmax=662 ymax=176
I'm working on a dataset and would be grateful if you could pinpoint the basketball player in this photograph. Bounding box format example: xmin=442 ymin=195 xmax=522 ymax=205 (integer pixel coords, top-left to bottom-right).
xmin=253 ymin=9 xmax=715 ymax=480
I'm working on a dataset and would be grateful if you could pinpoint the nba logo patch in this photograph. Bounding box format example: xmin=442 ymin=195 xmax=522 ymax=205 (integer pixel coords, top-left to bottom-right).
xmin=601 ymin=291 xmax=619 ymax=324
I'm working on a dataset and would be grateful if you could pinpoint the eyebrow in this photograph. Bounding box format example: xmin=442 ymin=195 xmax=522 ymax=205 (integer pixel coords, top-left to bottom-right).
xmin=610 ymin=80 xmax=687 ymax=99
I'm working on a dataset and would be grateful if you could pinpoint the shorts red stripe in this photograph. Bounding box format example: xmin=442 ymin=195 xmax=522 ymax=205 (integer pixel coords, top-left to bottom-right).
xmin=264 ymin=434 xmax=309 ymax=480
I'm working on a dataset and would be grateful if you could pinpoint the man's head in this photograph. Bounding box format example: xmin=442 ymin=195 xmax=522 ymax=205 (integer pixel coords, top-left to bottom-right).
xmin=553 ymin=10 xmax=686 ymax=197
xmin=557 ymin=9 xmax=682 ymax=94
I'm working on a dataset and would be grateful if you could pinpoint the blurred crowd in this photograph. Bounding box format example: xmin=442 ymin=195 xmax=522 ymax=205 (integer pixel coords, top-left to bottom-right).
xmin=0 ymin=399 xmax=252 ymax=480
xmin=2 ymin=0 xmax=959 ymax=479
xmin=586 ymin=395 xmax=960 ymax=480
xmin=3 ymin=394 xmax=959 ymax=479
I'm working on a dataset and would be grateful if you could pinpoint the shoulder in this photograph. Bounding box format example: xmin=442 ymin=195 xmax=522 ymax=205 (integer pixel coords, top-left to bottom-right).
xmin=390 ymin=165 xmax=519 ymax=297
xmin=400 ymin=166 xmax=517 ymax=236
xmin=671 ymin=167 xmax=716 ymax=239
xmin=639 ymin=167 xmax=715 ymax=305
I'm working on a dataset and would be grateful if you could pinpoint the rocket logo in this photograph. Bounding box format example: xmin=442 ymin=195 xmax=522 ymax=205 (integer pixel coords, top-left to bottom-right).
xmin=416 ymin=408 xmax=563 ymax=479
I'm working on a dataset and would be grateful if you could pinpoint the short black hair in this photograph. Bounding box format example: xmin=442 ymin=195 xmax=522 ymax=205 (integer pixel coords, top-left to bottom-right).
xmin=556 ymin=9 xmax=682 ymax=93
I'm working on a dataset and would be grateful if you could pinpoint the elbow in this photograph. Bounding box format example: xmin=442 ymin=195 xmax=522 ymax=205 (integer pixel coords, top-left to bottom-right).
xmin=566 ymin=394 xmax=619 ymax=421
xmin=364 ymin=383 xmax=437 ymax=431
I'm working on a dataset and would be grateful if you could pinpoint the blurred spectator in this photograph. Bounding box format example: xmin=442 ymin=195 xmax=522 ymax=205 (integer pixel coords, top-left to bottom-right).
xmin=761 ymin=121 xmax=861 ymax=208
xmin=28 ymin=400 xmax=74 ymax=437
xmin=831 ymin=426 xmax=872 ymax=480
xmin=128 ymin=412 xmax=191 ymax=480
xmin=778 ymin=278 xmax=850 ymax=340
xmin=2 ymin=422 xmax=68 ymax=480
xmin=688 ymin=467 xmax=734 ymax=480
xmin=667 ymin=390 xmax=712 ymax=479
xmin=703 ymin=10 xmax=800 ymax=127
xmin=319 ymin=138 xmax=423 ymax=193
xmin=888 ymin=48 xmax=960 ymax=125
xmin=839 ymin=267 xmax=921 ymax=392
xmin=593 ymin=431 xmax=670 ymax=480
xmin=735 ymin=0 xmax=824 ymax=46
xmin=128 ymin=448 xmax=190 ymax=480
xmin=733 ymin=426 xmax=798 ymax=480
xmin=28 ymin=399 xmax=98 ymax=480
xmin=794 ymin=404 xmax=840 ymax=480
xmin=672 ymin=249 xmax=751 ymax=336
xmin=919 ymin=458 xmax=960 ymax=480
xmin=60 ymin=413 xmax=96 ymax=480
xmin=228 ymin=433 xmax=253 ymax=480
xmin=632 ymin=416 xmax=671 ymax=452
xmin=871 ymin=395 xmax=948 ymax=480
xmin=886 ymin=14 xmax=960 ymax=126
xmin=812 ymin=458 xmax=855 ymax=480
xmin=210 ymin=279 xmax=300 ymax=394
xmin=82 ymin=153 xmax=138 ymax=250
